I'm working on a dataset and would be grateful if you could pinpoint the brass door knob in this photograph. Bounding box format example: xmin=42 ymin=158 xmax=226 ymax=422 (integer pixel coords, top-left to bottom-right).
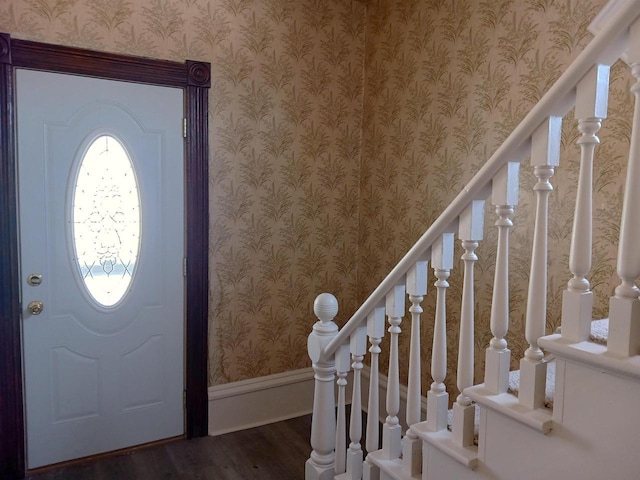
xmin=28 ymin=300 xmax=44 ymax=315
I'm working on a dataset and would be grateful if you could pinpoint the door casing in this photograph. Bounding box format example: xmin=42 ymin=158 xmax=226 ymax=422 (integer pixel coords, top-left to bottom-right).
xmin=0 ymin=34 xmax=210 ymax=479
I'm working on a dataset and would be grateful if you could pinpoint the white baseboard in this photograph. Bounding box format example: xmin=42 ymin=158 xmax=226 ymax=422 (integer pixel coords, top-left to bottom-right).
xmin=208 ymin=367 xmax=316 ymax=436
xmin=207 ymin=365 xmax=425 ymax=437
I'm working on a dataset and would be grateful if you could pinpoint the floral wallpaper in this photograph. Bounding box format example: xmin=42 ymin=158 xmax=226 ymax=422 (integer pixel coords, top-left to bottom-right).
xmin=0 ymin=0 xmax=633 ymax=400
xmin=359 ymin=0 xmax=633 ymax=397
xmin=0 ymin=0 xmax=366 ymax=386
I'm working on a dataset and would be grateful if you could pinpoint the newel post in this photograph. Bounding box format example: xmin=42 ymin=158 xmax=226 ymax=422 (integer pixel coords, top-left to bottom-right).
xmin=306 ymin=293 xmax=339 ymax=480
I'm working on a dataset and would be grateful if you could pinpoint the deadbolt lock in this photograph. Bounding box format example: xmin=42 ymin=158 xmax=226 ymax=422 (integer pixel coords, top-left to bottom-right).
xmin=28 ymin=301 xmax=44 ymax=315
xmin=27 ymin=274 xmax=43 ymax=286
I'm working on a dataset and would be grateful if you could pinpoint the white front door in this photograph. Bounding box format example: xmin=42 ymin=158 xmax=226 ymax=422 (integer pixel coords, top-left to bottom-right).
xmin=17 ymin=69 xmax=185 ymax=469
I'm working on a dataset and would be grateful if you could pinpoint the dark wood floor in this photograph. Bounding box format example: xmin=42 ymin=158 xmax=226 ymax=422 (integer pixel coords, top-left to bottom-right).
xmin=27 ymin=415 xmax=312 ymax=480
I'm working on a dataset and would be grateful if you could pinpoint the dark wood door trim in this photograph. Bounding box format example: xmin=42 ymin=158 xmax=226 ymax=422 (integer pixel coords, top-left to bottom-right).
xmin=0 ymin=34 xmax=210 ymax=479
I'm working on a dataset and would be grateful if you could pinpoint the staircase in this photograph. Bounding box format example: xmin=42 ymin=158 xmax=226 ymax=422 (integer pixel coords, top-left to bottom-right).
xmin=305 ymin=1 xmax=640 ymax=479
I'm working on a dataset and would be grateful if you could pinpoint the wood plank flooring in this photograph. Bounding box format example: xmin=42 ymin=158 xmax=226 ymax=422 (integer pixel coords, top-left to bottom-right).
xmin=27 ymin=415 xmax=311 ymax=480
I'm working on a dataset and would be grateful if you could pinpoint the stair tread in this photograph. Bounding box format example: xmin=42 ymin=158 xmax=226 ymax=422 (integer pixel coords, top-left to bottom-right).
xmin=412 ymin=423 xmax=479 ymax=468
xmin=411 ymin=321 xmax=608 ymax=459
xmin=365 ymin=450 xmax=413 ymax=480
xmin=590 ymin=318 xmax=609 ymax=345
xmin=442 ymin=359 xmax=557 ymax=444
xmin=503 ymin=317 xmax=608 ymax=409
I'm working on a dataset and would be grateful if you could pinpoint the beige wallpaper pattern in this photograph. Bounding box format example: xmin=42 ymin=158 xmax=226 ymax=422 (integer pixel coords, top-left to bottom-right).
xmin=0 ymin=0 xmax=366 ymax=386
xmin=1 ymin=0 xmax=633 ymax=399
xmin=360 ymin=0 xmax=632 ymax=395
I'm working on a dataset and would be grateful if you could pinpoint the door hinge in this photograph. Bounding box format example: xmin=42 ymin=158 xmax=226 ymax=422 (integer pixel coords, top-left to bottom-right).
xmin=183 ymin=257 xmax=187 ymax=277
xmin=183 ymin=118 xmax=187 ymax=138
xmin=183 ymin=390 xmax=187 ymax=410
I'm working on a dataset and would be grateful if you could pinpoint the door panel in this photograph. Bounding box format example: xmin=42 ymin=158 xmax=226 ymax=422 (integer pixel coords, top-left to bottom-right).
xmin=17 ymin=69 xmax=185 ymax=468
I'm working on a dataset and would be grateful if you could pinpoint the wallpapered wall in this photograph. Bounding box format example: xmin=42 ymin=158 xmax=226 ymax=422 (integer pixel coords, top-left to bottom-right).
xmin=0 ymin=0 xmax=366 ymax=386
xmin=1 ymin=0 xmax=633 ymax=397
xmin=359 ymin=0 xmax=633 ymax=394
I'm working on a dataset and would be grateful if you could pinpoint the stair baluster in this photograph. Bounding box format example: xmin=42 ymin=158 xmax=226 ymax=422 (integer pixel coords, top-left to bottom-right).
xmin=306 ymin=293 xmax=339 ymax=480
xmin=609 ymin=21 xmax=640 ymax=357
xmin=562 ymin=65 xmax=609 ymax=342
xmin=382 ymin=285 xmax=405 ymax=460
xmin=519 ymin=117 xmax=561 ymax=409
xmin=335 ymin=344 xmax=350 ymax=475
xmin=363 ymin=307 xmax=385 ymax=480
xmin=484 ymin=162 xmax=519 ymax=394
xmin=426 ymin=233 xmax=454 ymax=432
xmin=402 ymin=260 xmax=429 ymax=476
xmin=346 ymin=327 xmax=366 ymax=480
xmin=453 ymin=201 xmax=484 ymax=447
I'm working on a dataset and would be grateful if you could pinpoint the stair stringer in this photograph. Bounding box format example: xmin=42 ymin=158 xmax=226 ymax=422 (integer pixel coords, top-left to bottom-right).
xmin=421 ymin=350 xmax=640 ymax=480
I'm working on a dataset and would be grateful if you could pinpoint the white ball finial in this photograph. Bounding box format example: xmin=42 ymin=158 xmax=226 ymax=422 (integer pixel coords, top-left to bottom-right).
xmin=314 ymin=293 xmax=338 ymax=322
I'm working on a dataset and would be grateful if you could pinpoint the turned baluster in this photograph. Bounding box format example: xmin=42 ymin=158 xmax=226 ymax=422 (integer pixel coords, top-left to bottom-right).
xmin=346 ymin=326 xmax=366 ymax=480
xmin=365 ymin=307 xmax=385 ymax=452
xmin=519 ymin=117 xmax=562 ymax=409
xmin=609 ymin=23 xmax=640 ymax=357
xmin=453 ymin=201 xmax=484 ymax=447
xmin=484 ymin=162 xmax=519 ymax=394
xmin=382 ymin=284 xmax=405 ymax=460
xmin=335 ymin=344 xmax=350 ymax=475
xmin=363 ymin=307 xmax=385 ymax=480
xmin=306 ymin=293 xmax=339 ymax=480
xmin=426 ymin=233 xmax=454 ymax=432
xmin=562 ymin=64 xmax=610 ymax=342
xmin=403 ymin=260 xmax=428 ymax=476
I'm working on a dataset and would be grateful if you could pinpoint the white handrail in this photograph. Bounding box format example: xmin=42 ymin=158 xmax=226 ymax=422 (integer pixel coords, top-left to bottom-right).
xmin=321 ymin=0 xmax=640 ymax=362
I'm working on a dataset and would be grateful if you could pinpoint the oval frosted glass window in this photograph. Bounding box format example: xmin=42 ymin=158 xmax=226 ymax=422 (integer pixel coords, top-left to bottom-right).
xmin=72 ymin=135 xmax=141 ymax=307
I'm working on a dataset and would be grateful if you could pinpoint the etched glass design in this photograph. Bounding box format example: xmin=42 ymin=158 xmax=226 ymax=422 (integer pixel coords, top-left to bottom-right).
xmin=72 ymin=135 xmax=140 ymax=307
